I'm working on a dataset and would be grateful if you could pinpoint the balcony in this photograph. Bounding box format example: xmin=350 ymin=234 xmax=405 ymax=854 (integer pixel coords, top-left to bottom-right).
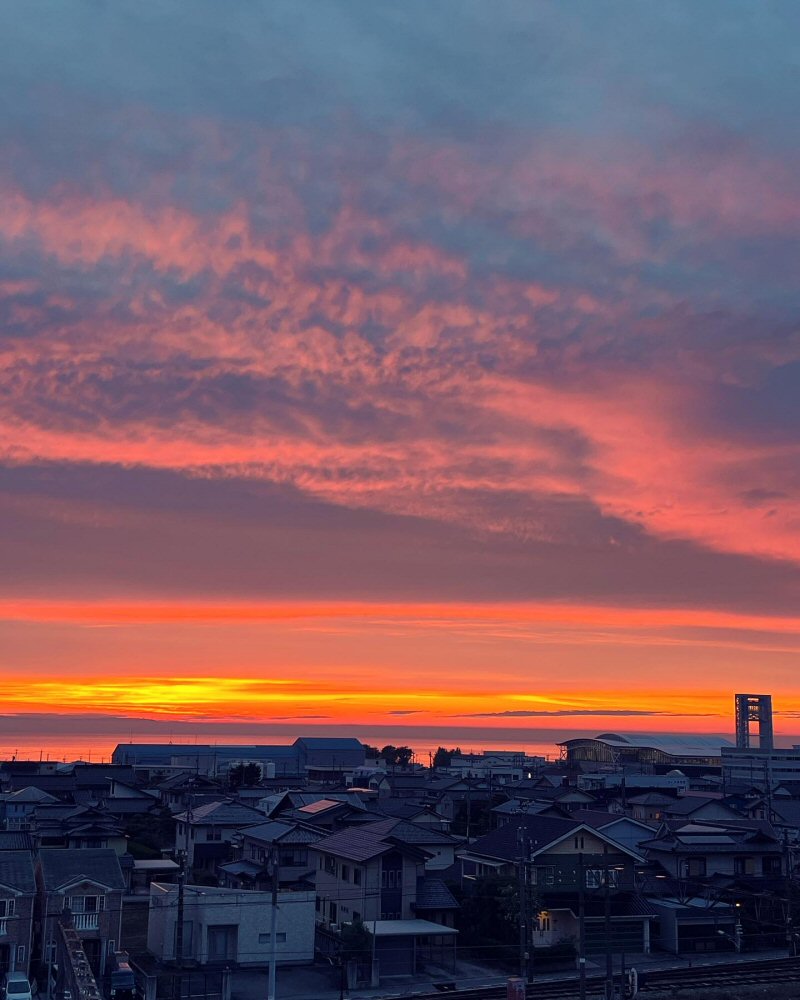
xmin=73 ymin=913 xmax=99 ymax=931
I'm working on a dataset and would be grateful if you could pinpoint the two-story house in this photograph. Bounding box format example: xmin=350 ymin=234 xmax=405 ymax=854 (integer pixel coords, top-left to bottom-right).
xmin=218 ymin=820 xmax=324 ymax=890
xmin=0 ymin=852 xmax=36 ymax=978
xmin=460 ymin=816 xmax=653 ymax=956
xmin=174 ymin=800 xmax=267 ymax=871
xmin=311 ymin=827 xmax=458 ymax=981
xmin=641 ymin=820 xmax=785 ymax=881
xmin=36 ymin=849 xmax=125 ymax=977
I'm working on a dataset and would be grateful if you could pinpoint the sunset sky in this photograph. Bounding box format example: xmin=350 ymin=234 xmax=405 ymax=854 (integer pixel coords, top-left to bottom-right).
xmin=3 ymin=2 xmax=800 ymax=751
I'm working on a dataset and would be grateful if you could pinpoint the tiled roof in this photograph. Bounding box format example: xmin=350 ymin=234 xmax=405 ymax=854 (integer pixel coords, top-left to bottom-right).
xmin=175 ymin=799 xmax=266 ymax=825
xmin=9 ymin=787 xmax=59 ymax=803
xmin=240 ymin=821 xmax=323 ymax=845
xmin=39 ymin=849 xmax=126 ymax=891
xmin=312 ymin=828 xmax=396 ymax=862
xmin=0 ymin=832 xmax=34 ymax=852
xmin=466 ymin=816 xmax=582 ymax=863
xmin=361 ymin=818 xmax=457 ymax=846
xmin=414 ymin=877 xmax=459 ymax=911
xmin=0 ymin=852 xmax=36 ymax=893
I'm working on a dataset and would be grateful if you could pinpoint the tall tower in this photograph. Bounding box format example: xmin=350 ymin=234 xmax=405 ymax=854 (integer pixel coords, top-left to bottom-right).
xmin=735 ymin=693 xmax=774 ymax=750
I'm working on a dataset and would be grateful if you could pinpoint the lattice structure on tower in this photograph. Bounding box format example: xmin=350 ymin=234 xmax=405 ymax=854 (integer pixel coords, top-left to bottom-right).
xmin=735 ymin=693 xmax=774 ymax=750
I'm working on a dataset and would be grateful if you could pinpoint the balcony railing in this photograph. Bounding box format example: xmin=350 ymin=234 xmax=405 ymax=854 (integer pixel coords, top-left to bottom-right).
xmin=0 ymin=919 xmax=6 ymax=936
xmin=73 ymin=913 xmax=99 ymax=931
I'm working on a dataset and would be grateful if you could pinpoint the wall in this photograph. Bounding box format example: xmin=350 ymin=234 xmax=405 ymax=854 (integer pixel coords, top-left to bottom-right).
xmin=147 ymin=884 xmax=315 ymax=966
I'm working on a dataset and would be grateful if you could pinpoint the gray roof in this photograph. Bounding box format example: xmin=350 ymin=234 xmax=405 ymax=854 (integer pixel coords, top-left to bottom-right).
xmin=38 ymin=849 xmax=126 ymax=891
xmin=0 ymin=852 xmax=36 ymax=893
xmin=175 ymin=800 xmax=267 ymax=825
xmin=295 ymin=738 xmax=365 ymax=750
xmin=361 ymin=818 xmax=458 ymax=846
xmin=240 ymin=821 xmax=324 ymax=845
xmin=0 ymin=832 xmax=34 ymax=852
xmin=414 ymin=877 xmax=460 ymax=911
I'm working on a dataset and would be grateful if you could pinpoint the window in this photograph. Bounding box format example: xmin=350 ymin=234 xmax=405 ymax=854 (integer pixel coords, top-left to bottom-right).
xmin=353 ymin=868 xmax=362 ymax=886
xmin=259 ymin=932 xmax=286 ymax=944
xmin=324 ymin=856 xmax=337 ymax=876
xmin=574 ymin=835 xmax=585 ymax=850
xmin=108 ymin=940 xmax=115 ymax=955
xmin=207 ymin=829 xmax=222 ymax=842
xmin=734 ymin=856 xmax=754 ymax=876
xmin=533 ymin=866 xmax=555 ymax=887
xmin=67 ymin=895 xmax=105 ymax=912
xmin=341 ymin=865 xmax=349 ymax=882
xmin=0 ymin=900 xmax=16 ymax=918
xmin=680 ymin=858 xmax=707 ymax=878
xmin=538 ymin=915 xmax=551 ymax=933
xmin=329 ymin=903 xmax=337 ymax=923
xmin=763 ymin=856 xmax=782 ymax=876
xmin=585 ymin=869 xmax=619 ymax=889
xmin=16 ymin=947 xmax=24 ymax=967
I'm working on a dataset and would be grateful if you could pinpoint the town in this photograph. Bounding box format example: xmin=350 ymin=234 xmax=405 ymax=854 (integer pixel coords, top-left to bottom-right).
xmin=0 ymin=694 xmax=798 ymax=1000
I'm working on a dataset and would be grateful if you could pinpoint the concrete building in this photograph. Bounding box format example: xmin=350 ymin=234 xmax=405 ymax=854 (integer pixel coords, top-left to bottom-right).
xmin=147 ymin=883 xmax=315 ymax=966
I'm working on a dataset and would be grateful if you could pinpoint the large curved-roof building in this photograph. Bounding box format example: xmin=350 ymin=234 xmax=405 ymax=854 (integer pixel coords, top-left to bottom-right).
xmin=558 ymin=733 xmax=732 ymax=772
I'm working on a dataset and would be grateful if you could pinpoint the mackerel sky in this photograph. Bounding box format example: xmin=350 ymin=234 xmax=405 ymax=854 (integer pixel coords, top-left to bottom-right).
xmin=2 ymin=1 xmax=800 ymax=741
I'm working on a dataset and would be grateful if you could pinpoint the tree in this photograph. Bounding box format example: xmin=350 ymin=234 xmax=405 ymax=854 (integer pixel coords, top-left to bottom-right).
xmin=396 ymin=746 xmax=413 ymax=767
xmin=124 ymin=807 xmax=176 ymax=858
xmin=338 ymin=920 xmax=372 ymax=963
xmin=433 ymin=747 xmax=452 ymax=768
xmin=228 ymin=762 xmax=262 ymax=788
xmin=380 ymin=745 xmax=399 ymax=766
xmin=453 ymin=874 xmax=524 ymax=966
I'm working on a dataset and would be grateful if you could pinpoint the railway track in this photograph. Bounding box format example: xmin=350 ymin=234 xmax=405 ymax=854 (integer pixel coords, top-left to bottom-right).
xmin=395 ymin=955 xmax=800 ymax=1000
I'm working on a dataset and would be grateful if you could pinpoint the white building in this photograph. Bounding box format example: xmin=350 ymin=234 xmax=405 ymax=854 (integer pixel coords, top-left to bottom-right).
xmin=147 ymin=883 xmax=315 ymax=966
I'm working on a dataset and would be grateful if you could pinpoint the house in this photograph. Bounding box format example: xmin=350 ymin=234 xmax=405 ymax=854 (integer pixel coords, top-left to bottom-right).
xmin=218 ymin=820 xmax=323 ymax=890
xmin=37 ymin=849 xmax=125 ymax=977
xmin=311 ymin=826 xmax=459 ymax=982
xmin=358 ymin=819 xmax=460 ymax=872
xmin=147 ymin=883 xmax=315 ymax=966
xmin=571 ymin=811 xmax=657 ymax=853
xmin=0 ymin=852 xmax=36 ymax=978
xmin=175 ymin=800 xmax=267 ymax=871
xmin=30 ymin=805 xmax=128 ymax=855
xmin=627 ymin=793 xmax=677 ymax=824
xmin=640 ymin=820 xmax=785 ymax=880
xmin=660 ymin=797 xmax=744 ymax=823
xmin=4 ymin=788 xmax=59 ymax=830
xmin=459 ymin=816 xmax=653 ymax=956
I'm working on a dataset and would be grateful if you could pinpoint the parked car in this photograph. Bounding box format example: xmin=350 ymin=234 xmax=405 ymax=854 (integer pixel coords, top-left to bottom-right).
xmin=3 ymin=973 xmax=33 ymax=1000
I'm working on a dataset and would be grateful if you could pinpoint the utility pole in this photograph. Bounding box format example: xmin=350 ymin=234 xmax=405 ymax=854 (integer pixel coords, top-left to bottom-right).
xmin=784 ymin=829 xmax=795 ymax=956
xmin=604 ymin=845 xmax=613 ymax=1000
xmin=268 ymin=845 xmax=279 ymax=1000
xmin=578 ymin=852 xmax=586 ymax=1000
xmin=517 ymin=845 xmax=528 ymax=986
xmin=175 ymin=850 xmax=186 ymax=969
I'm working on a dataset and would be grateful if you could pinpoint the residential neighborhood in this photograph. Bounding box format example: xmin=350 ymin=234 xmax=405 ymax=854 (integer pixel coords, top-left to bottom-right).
xmin=0 ymin=704 xmax=799 ymax=999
